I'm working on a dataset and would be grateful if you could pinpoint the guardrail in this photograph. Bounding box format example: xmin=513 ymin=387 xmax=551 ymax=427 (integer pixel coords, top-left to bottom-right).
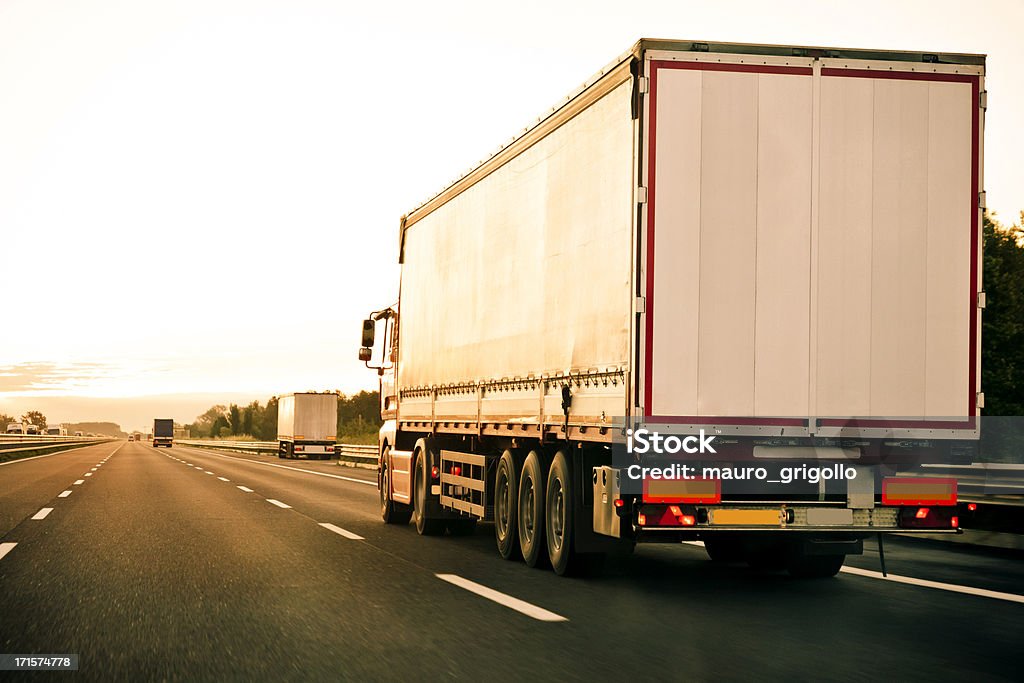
xmin=0 ymin=435 xmax=115 ymax=461
xmin=177 ymin=440 xmax=377 ymax=468
xmin=907 ymin=463 xmax=1024 ymax=507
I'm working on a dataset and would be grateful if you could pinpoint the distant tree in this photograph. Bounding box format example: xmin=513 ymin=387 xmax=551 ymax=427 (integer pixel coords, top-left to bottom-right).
xmin=256 ymin=396 xmax=278 ymax=441
xmin=337 ymin=391 xmax=382 ymax=440
xmin=241 ymin=401 xmax=259 ymax=436
xmin=0 ymin=413 xmax=15 ymax=428
xmin=210 ymin=414 xmax=230 ymax=438
xmin=228 ymin=404 xmax=242 ymax=436
xmin=22 ymin=411 xmax=46 ymax=430
xmin=982 ymin=211 xmax=1024 ymax=416
xmin=192 ymin=405 xmax=228 ymax=438
xmin=979 ymin=211 xmax=1024 ymax=462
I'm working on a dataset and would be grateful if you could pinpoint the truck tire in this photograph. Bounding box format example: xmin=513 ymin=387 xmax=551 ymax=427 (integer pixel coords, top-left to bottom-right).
xmin=787 ymin=554 xmax=845 ymax=579
xmin=414 ymin=450 xmax=445 ymax=536
xmin=517 ymin=451 xmax=547 ymax=568
xmin=278 ymin=442 xmax=287 ymax=459
xmin=494 ymin=450 xmax=520 ymax=560
xmin=380 ymin=447 xmax=411 ymax=525
xmin=545 ymin=451 xmax=575 ymax=576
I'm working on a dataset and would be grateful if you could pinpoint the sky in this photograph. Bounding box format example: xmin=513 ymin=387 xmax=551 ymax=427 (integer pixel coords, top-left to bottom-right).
xmin=1 ymin=0 xmax=1021 ymax=431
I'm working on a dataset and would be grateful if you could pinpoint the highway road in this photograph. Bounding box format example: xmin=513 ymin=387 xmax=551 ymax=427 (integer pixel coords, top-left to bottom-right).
xmin=0 ymin=441 xmax=1020 ymax=681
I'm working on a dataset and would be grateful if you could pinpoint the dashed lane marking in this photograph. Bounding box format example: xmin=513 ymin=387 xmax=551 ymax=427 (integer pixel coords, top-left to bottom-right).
xmin=266 ymin=499 xmax=291 ymax=509
xmin=237 ymin=486 xmax=254 ymax=493
xmin=435 ymin=574 xmax=568 ymax=622
xmin=58 ymin=491 xmax=72 ymax=498
xmin=0 ymin=543 xmax=16 ymax=561
xmin=840 ymin=565 xmax=1024 ymax=605
xmin=31 ymin=508 xmax=53 ymax=520
xmin=319 ymin=523 xmax=364 ymax=540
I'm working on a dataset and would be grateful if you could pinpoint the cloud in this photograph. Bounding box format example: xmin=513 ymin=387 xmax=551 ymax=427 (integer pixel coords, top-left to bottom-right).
xmin=0 ymin=362 xmax=113 ymax=393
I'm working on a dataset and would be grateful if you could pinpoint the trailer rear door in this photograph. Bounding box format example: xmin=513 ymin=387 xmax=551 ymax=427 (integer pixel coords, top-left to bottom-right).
xmin=641 ymin=48 xmax=983 ymax=438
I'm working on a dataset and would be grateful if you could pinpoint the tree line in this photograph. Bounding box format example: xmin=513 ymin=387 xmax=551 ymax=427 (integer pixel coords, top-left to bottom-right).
xmin=185 ymin=391 xmax=382 ymax=443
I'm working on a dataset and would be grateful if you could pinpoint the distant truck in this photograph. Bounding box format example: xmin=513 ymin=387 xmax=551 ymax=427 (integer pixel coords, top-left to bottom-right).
xmin=132 ymin=432 xmax=142 ymax=442
xmin=152 ymin=419 xmax=174 ymax=447
xmin=6 ymin=423 xmax=24 ymax=435
xmin=46 ymin=425 xmax=68 ymax=436
xmin=24 ymin=424 xmax=39 ymax=435
xmin=277 ymin=393 xmax=337 ymax=459
xmin=359 ymin=38 xmax=984 ymax=577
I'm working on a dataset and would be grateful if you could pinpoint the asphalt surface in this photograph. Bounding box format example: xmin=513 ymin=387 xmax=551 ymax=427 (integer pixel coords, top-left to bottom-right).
xmin=0 ymin=440 xmax=1020 ymax=681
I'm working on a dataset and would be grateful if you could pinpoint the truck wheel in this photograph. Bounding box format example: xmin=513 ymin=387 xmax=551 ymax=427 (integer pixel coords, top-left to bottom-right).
xmin=787 ymin=554 xmax=845 ymax=578
xmin=517 ymin=451 xmax=547 ymax=567
xmin=546 ymin=451 xmax=578 ymax=576
xmin=414 ymin=451 xmax=445 ymax=536
xmin=494 ymin=450 xmax=520 ymax=560
xmin=380 ymin=448 xmax=411 ymax=525
xmin=704 ymin=537 xmax=746 ymax=563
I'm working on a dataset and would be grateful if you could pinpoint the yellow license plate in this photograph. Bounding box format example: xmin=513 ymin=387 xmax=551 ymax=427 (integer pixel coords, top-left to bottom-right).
xmin=711 ymin=509 xmax=782 ymax=526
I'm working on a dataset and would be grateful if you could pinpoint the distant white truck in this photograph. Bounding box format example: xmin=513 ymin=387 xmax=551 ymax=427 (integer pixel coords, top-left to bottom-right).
xmin=277 ymin=393 xmax=337 ymax=460
xmin=6 ymin=423 xmax=23 ymax=435
xmin=46 ymin=425 xmax=68 ymax=436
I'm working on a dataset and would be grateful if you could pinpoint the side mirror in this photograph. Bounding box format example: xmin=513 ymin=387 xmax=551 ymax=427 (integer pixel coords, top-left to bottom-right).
xmin=358 ymin=347 xmax=372 ymax=362
xmin=361 ymin=319 xmax=376 ymax=348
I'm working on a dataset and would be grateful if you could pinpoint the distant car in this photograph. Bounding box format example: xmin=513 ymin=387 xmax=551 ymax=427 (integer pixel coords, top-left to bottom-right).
xmin=25 ymin=424 xmax=39 ymax=435
xmin=6 ymin=423 xmax=23 ymax=435
xmin=74 ymin=431 xmax=84 ymax=437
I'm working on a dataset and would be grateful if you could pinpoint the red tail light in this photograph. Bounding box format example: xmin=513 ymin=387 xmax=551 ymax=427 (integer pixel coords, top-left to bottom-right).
xmin=637 ymin=513 xmax=647 ymax=526
xmin=915 ymin=507 xmax=930 ymax=519
xmin=431 ymin=466 xmax=439 ymax=480
xmin=452 ymin=465 xmax=462 ymax=477
xmin=613 ymin=498 xmax=625 ymax=508
xmin=679 ymin=514 xmax=696 ymax=526
xmin=951 ymin=516 xmax=959 ymax=528
xmin=967 ymin=503 xmax=977 ymax=511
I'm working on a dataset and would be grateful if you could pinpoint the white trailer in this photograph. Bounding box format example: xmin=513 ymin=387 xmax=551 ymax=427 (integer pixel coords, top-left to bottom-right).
xmin=361 ymin=39 xmax=984 ymax=577
xmin=277 ymin=393 xmax=338 ymax=460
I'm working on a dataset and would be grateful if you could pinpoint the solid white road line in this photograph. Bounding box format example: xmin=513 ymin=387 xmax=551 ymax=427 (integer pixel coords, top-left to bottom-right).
xmin=0 ymin=543 xmax=16 ymax=560
xmin=679 ymin=540 xmax=1024 ymax=605
xmin=58 ymin=490 xmax=72 ymax=498
xmin=31 ymin=508 xmax=53 ymax=520
xmin=435 ymin=574 xmax=568 ymax=622
xmin=175 ymin=446 xmax=375 ymax=486
xmin=840 ymin=566 xmax=1024 ymax=605
xmin=218 ymin=477 xmax=230 ymax=482
xmin=73 ymin=480 xmax=84 ymax=485
xmin=237 ymin=486 xmax=254 ymax=493
xmin=266 ymin=499 xmax=291 ymax=509
xmin=319 ymin=522 xmax=364 ymax=540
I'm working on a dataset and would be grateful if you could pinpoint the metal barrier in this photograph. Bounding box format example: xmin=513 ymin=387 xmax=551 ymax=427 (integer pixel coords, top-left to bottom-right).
xmin=177 ymin=439 xmax=377 ymax=467
xmin=0 ymin=435 xmax=114 ymax=460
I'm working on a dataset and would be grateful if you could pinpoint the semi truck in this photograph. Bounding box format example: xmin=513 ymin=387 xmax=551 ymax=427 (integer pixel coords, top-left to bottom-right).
xmin=45 ymin=425 xmax=68 ymax=436
xmin=359 ymin=38 xmax=985 ymax=577
xmin=277 ymin=393 xmax=337 ymax=459
xmin=152 ymin=419 xmax=174 ymax=447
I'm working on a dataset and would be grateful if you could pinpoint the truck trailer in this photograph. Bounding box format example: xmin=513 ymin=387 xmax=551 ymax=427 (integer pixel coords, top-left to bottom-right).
xmin=152 ymin=419 xmax=174 ymax=447
xmin=277 ymin=393 xmax=337 ymax=460
xmin=359 ymin=38 xmax=985 ymax=577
